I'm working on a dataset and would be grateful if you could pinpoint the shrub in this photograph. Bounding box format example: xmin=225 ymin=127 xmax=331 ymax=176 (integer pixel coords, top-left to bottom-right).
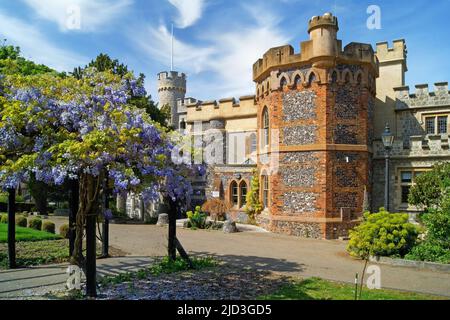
xmin=202 ymin=199 xmax=231 ymax=222
xmin=405 ymin=241 xmax=450 ymax=264
xmin=0 ymin=214 xmax=7 ymax=224
xmin=187 ymin=206 xmax=207 ymax=229
xmin=28 ymin=217 xmax=43 ymax=230
xmin=15 ymin=215 xmax=28 ymax=228
xmin=347 ymin=208 xmax=419 ymax=259
xmin=59 ymin=224 xmax=70 ymax=239
xmin=245 ymin=170 xmax=263 ymax=222
xmin=42 ymin=221 xmax=56 ymax=234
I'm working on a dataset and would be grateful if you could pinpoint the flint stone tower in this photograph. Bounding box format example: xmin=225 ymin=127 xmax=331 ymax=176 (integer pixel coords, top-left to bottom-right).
xmin=157 ymin=71 xmax=186 ymax=128
xmin=253 ymin=12 xmax=379 ymax=239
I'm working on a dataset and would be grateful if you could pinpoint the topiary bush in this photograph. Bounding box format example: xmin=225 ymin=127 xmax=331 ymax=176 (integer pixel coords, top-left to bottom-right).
xmin=42 ymin=221 xmax=56 ymax=234
xmin=28 ymin=217 xmax=42 ymax=231
xmin=59 ymin=224 xmax=70 ymax=239
xmin=0 ymin=214 xmax=7 ymax=224
xmin=15 ymin=215 xmax=27 ymax=228
xmin=347 ymin=208 xmax=420 ymax=259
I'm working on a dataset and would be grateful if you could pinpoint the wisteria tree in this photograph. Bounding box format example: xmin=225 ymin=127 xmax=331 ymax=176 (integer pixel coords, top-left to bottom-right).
xmin=0 ymin=69 xmax=199 ymax=295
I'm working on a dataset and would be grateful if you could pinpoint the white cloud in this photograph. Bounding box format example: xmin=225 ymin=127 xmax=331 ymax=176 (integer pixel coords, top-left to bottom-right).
xmin=168 ymin=0 xmax=206 ymax=28
xmin=21 ymin=0 xmax=133 ymax=32
xmin=0 ymin=10 xmax=87 ymax=71
xmin=132 ymin=4 xmax=290 ymax=99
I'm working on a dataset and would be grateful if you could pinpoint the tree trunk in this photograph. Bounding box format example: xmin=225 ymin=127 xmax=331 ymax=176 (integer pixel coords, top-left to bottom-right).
xmin=28 ymin=175 xmax=48 ymax=215
xmin=70 ymin=173 xmax=102 ymax=298
xmin=69 ymin=179 xmax=79 ymax=257
xmin=167 ymin=197 xmax=177 ymax=261
xmin=7 ymin=189 xmax=16 ymax=269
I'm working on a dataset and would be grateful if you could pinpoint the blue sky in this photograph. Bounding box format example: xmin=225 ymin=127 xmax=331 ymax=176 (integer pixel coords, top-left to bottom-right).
xmin=1 ymin=0 xmax=449 ymax=102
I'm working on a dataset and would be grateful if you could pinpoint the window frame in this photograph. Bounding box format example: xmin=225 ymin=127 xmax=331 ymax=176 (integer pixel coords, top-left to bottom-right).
xmin=423 ymin=113 xmax=449 ymax=135
xmin=397 ymin=168 xmax=431 ymax=208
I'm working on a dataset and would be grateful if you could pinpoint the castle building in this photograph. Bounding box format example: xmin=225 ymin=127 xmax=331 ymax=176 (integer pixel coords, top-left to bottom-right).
xmin=157 ymin=13 xmax=450 ymax=239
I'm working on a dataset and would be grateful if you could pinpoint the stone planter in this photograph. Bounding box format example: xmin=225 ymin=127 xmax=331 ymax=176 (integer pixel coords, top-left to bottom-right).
xmin=369 ymin=256 xmax=450 ymax=273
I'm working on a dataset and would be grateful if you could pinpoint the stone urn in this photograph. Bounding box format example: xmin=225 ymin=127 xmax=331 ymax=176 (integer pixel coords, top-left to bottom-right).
xmin=223 ymin=220 xmax=238 ymax=233
xmin=156 ymin=213 xmax=169 ymax=226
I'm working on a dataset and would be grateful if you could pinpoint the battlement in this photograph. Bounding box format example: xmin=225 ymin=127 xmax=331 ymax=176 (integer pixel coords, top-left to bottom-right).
xmin=308 ymin=12 xmax=339 ymax=33
xmin=157 ymin=71 xmax=186 ymax=81
xmin=177 ymin=97 xmax=198 ymax=108
xmin=375 ymin=40 xmax=407 ymax=67
xmin=186 ymin=95 xmax=257 ymax=123
xmin=253 ymin=13 xmax=377 ymax=82
xmin=394 ymin=82 xmax=450 ymax=109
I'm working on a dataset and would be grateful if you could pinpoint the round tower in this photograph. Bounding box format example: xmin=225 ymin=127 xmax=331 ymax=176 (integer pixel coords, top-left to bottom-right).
xmin=157 ymin=71 xmax=186 ymax=127
xmin=308 ymin=12 xmax=339 ymax=67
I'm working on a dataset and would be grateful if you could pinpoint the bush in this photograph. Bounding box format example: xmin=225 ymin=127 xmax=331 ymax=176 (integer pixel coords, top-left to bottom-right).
xmin=187 ymin=206 xmax=207 ymax=229
xmin=0 ymin=214 xmax=7 ymax=224
xmin=405 ymin=241 xmax=450 ymax=264
xmin=15 ymin=215 xmax=28 ymax=228
xmin=347 ymin=208 xmax=420 ymax=259
xmin=42 ymin=221 xmax=56 ymax=234
xmin=28 ymin=217 xmax=42 ymax=231
xmin=201 ymin=199 xmax=230 ymax=222
xmin=59 ymin=224 xmax=70 ymax=239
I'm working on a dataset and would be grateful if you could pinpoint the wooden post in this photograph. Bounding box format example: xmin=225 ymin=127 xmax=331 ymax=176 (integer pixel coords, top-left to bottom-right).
xmin=68 ymin=179 xmax=79 ymax=257
xmin=167 ymin=197 xmax=177 ymax=261
xmin=101 ymin=176 xmax=109 ymax=258
xmin=7 ymin=188 xmax=16 ymax=269
xmin=175 ymin=238 xmax=193 ymax=269
xmin=85 ymin=211 xmax=97 ymax=297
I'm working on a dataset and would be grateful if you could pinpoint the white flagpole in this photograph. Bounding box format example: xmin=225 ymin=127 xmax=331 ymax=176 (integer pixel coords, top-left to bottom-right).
xmin=171 ymin=23 xmax=174 ymax=71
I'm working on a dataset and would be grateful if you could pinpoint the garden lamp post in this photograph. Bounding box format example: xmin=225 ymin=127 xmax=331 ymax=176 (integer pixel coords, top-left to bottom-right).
xmin=381 ymin=123 xmax=395 ymax=211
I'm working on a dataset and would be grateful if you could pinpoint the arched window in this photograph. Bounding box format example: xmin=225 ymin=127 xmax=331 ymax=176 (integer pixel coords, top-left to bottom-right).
xmin=308 ymin=72 xmax=316 ymax=86
xmin=294 ymin=75 xmax=302 ymax=87
xmin=344 ymin=72 xmax=351 ymax=84
xmin=180 ymin=120 xmax=186 ymax=130
xmin=280 ymin=77 xmax=288 ymax=90
xmin=261 ymin=174 xmax=269 ymax=209
xmin=262 ymin=107 xmax=270 ymax=148
xmin=356 ymin=73 xmax=362 ymax=85
xmin=239 ymin=181 xmax=248 ymax=208
xmin=331 ymin=71 xmax=338 ymax=83
xmin=230 ymin=181 xmax=239 ymax=207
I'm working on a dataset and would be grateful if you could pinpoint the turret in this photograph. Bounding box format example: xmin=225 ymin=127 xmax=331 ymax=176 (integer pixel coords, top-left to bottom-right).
xmin=308 ymin=12 xmax=339 ymax=67
xmin=157 ymin=71 xmax=187 ymax=128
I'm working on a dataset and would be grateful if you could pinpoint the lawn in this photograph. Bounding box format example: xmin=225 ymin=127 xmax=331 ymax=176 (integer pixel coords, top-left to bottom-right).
xmin=0 ymin=224 xmax=61 ymax=243
xmin=259 ymin=277 xmax=446 ymax=300
xmin=0 ymin=239 xmax=70 ymax=269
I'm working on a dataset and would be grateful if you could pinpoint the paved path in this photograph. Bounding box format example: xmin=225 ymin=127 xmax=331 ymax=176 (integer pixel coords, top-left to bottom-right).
xmin=0 ymin=257 xmax=154 ymax=299
xmin=1 ymin=222 xmax=449 ymax=298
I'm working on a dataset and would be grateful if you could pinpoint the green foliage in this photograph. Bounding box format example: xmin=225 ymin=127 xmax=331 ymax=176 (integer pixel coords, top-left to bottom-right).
xmin=187 ymin=206 xmax=207 ymax=229
xmin=28 ymin=217 xmax=42 ymax=231
xmin=0 ymin=239 xmax=68 ymax=268
xmin=0 ymin=44 xmax=58 ymax=76
xmin=15 ymin=215 xmax=27 ymax=228
xmin=0 ymin=193 xmax=24 ymax=203
xmin=42 ymin=221 xmax=56 ymax=234
xmin=59 ymin=224 xmax=70 ymax=239
xmin=245 ymin=170 xmax=263 ymax=223
xmin=408 ymin=163 xmax=450 ymax=209
xmin=0 ymin=214 xmax=7 ymax=224
xmin=405 ymin=241 xmax=450 ymax=264
xmin=258 ymin=277 xmax=442 ymax=300
xmin=0 ymin=224 xmax=61 ymax=243
xmin=347 ymin=208 xmax=419 ymax=259
xmin=406 ymin=195 xmax=450 ymax=263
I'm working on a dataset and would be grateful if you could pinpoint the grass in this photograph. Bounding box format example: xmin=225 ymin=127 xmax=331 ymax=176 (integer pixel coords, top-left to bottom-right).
xmin=99 ymin=256 xmax=218 ymax=286
xmin=0 ymin=224 xmax=62 ymax=243
xmin=0 ymin=239 xmax=70 ymax=268
xmin=259 ymin=277 xmax=446 ymax=300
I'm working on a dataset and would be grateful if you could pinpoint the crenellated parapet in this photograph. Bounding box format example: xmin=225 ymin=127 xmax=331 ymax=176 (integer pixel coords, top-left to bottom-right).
xmin=186 ymin=95 xmax=256 ymax=124
xmin=253 ymin=13 xmax=378 ymax=84
xmin=394 ymin=82 xmax=450 ymax=110
xmin=374 ymin=135 xmax=450 ymax=159
xmin=375 ymin=39 xmax=408 ymax=69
